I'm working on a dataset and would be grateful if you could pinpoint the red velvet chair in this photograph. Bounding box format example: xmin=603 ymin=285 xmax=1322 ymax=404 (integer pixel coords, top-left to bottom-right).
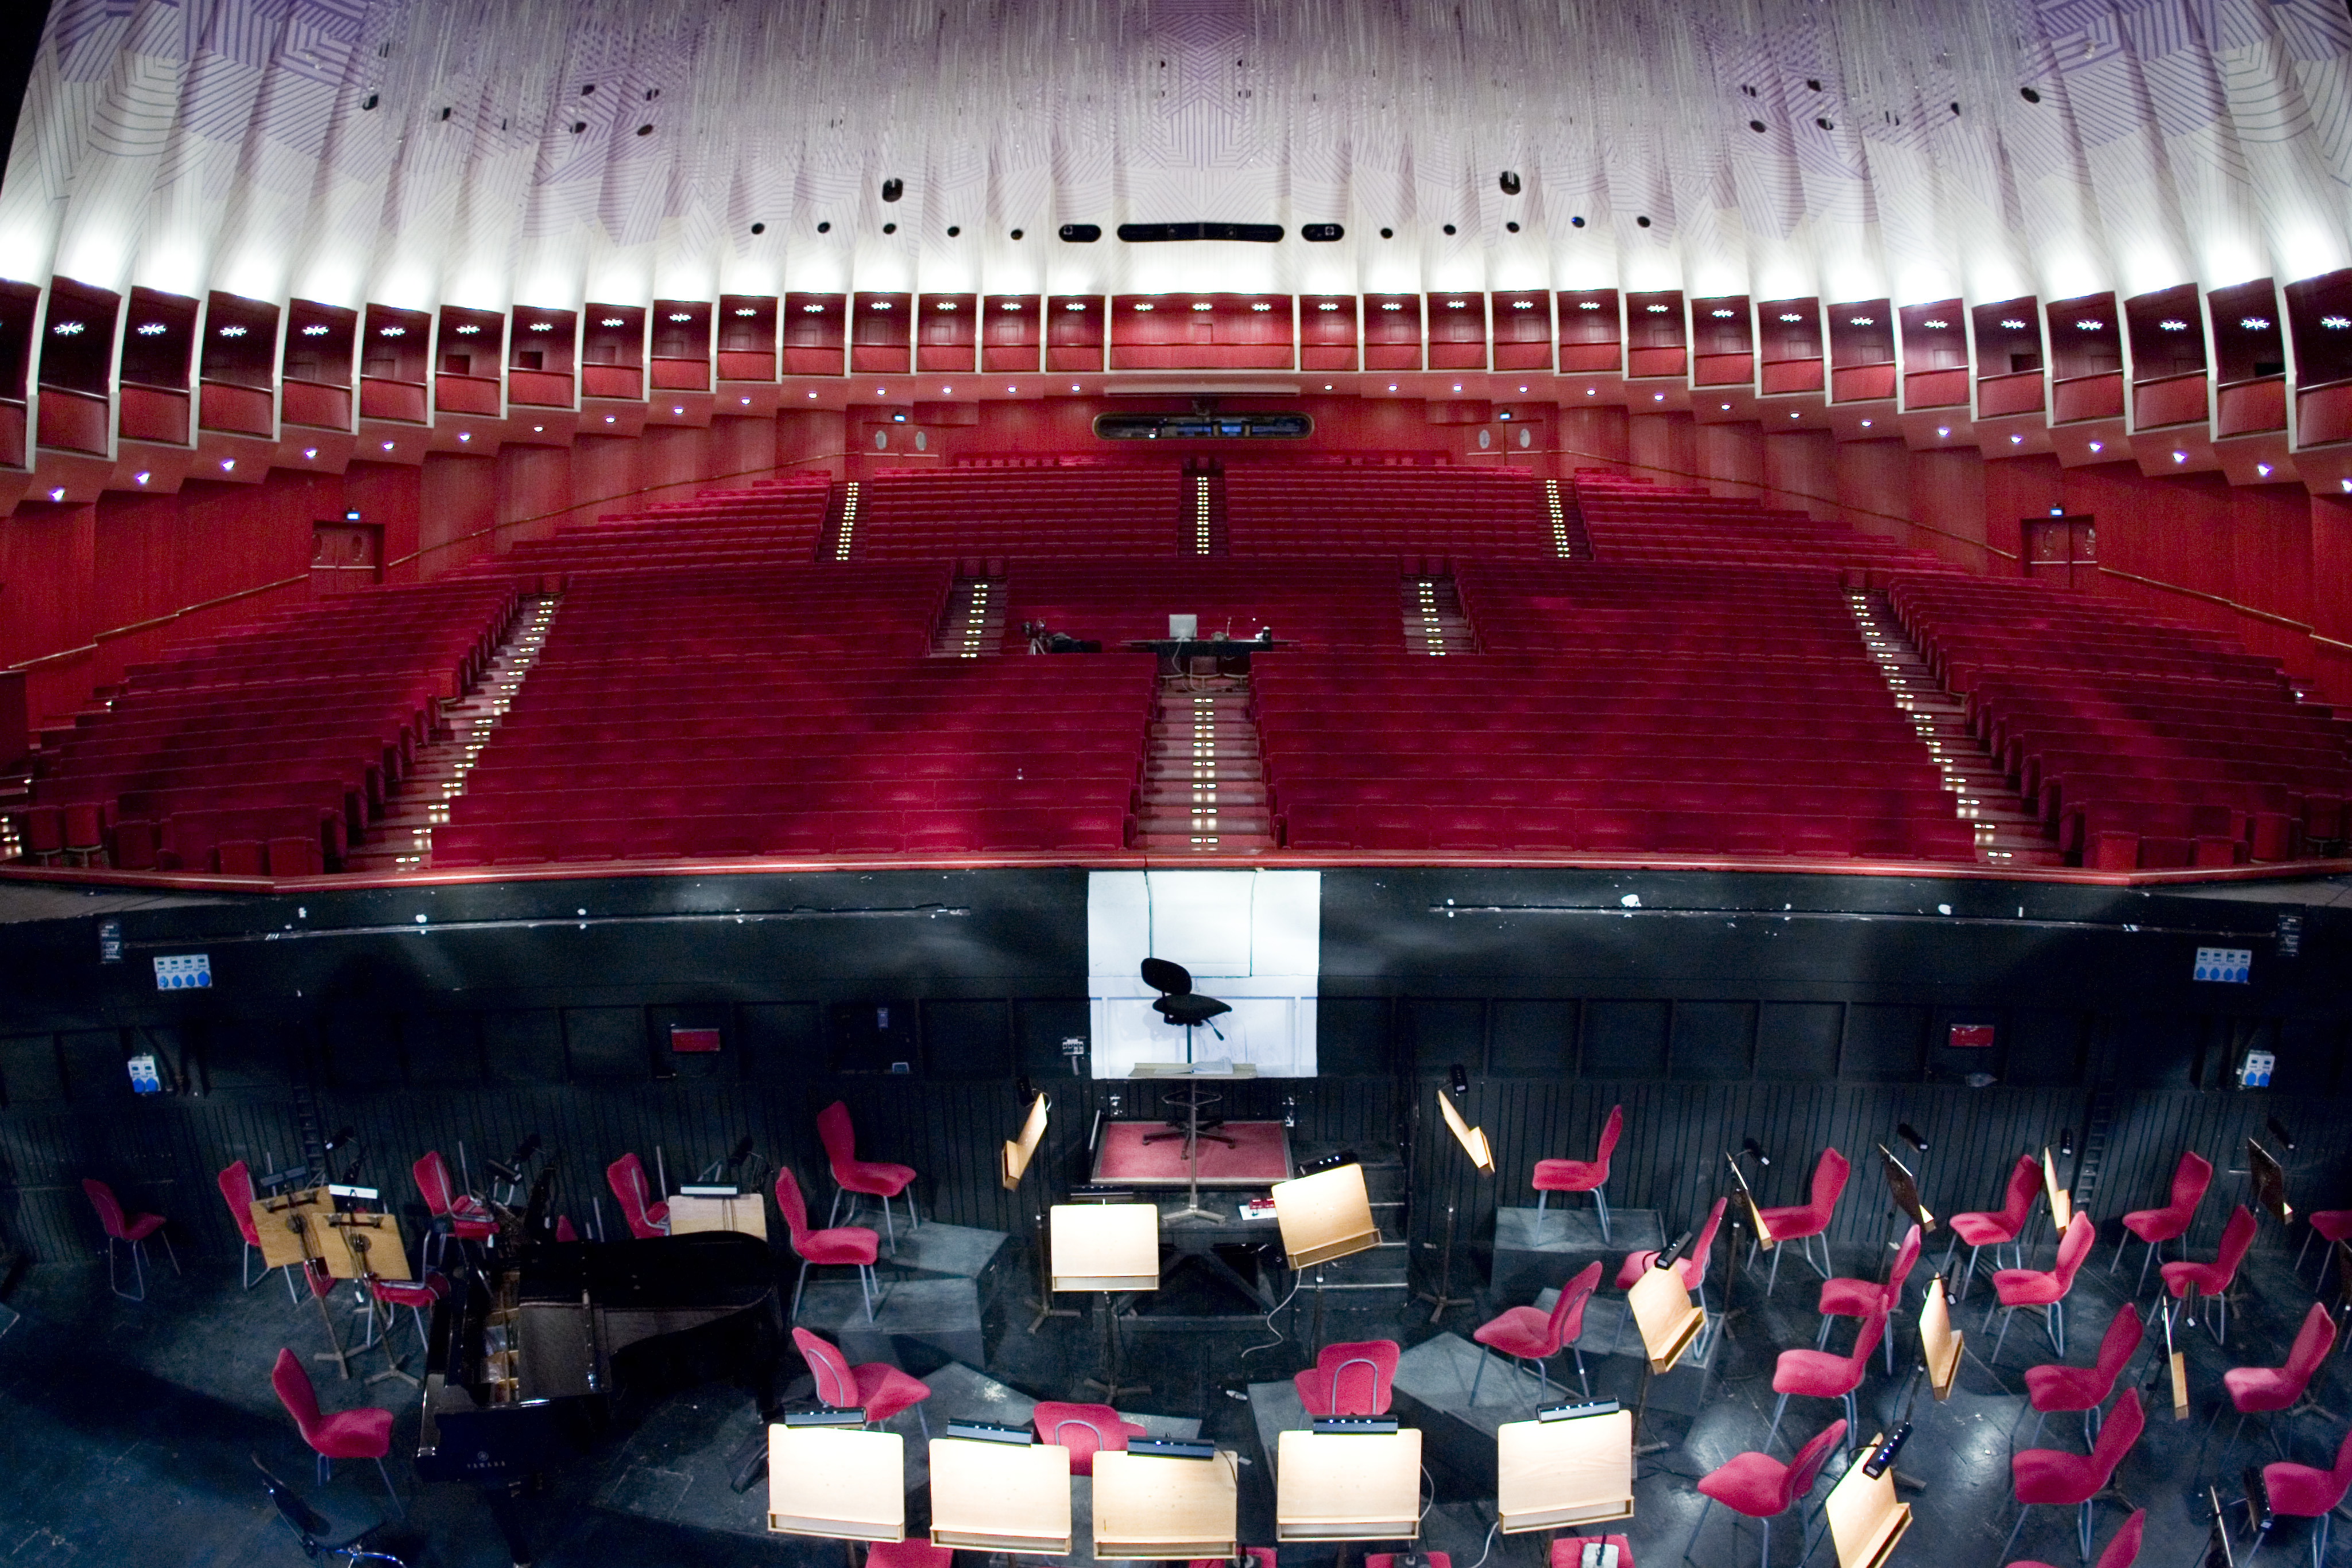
xmin=2158 ymin=1205 xmax=2257 ymax=1346
xmin=218 ymin=1159 xmax=299 ymax=1300
xmin=818 ymin=1099 xmax=920 ymax=1252
xmin=1986 ymin=1213 xmax=2095 ymax=1364
xmin=1369 ymin=1554 xmax=1449 ymax=1568
xmin=1533 ymin=1104 xmax=1623 ymax=1242
xmin=2111 ymin=1151 xmax=2212 ymax=1292
xmin=2022 ymin=1302 xmax=2142 ymax=1450
xmin=1686 ymin=1418 xmax=1847 ymax=1568
xmin=793 ymin=1326 xmax=931 ymax=1436
xmin=1471 ymin=1259 xmax=1600 ymax=1404
xmin=866 ymin=1542 xmax=954 ymax=1568
xmin=1031 ymin=1399 xmax=1146 ymax=1474
xmin=412 ymin=1150 xmax=496 ymax=1268
xmin=776 ymin=1168 xmax=880 ymax=1322
xmin=83 ymin=1178 xmax=178 ymax=1302
xmin=270 ymin=1347 xmax=399 ymax=1512
xmin=2005 ymin=1508 xmax=2144 ymax=1568
xmin=1999 ymin=1387 xmax=2143 ymax=1566
xmin=1765 ymin=1308 xmax=1885 ymax=1455
xmin=1753 ymin=1147 xmax=1850 ymax=1295
xmin=1293 ymin=1338 xmax=1401 ymax=1416
xmin=605 ymin=1152 xmax=671 ymax=1239
xmin=1815 ymin=1223 xmax=1921 ymax=1373
xmin=1945 ymin=1155 xmax=2044 ymax=1302
xmin=2262 ymin=1424 xmax=2352 ymax=1568
xmin=2211 ymin=1300 xmax=2338 ymax=1468
xmin=1615 ymin=1196 xmax=1727 ymax=1313
xmin=2293 ymin=1209 xmax=2352 ymax=1280
xmin=366 ymin=1272 xmax=450 ymax=1354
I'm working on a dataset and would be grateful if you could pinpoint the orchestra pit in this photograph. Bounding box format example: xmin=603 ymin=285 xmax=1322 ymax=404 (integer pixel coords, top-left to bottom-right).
xmin=4 ymin=3 xmax=2352 ymax=1568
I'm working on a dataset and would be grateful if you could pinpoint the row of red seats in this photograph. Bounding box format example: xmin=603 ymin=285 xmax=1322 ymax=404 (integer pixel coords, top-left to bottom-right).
xmin=1225 ymin=470 xmax=1550 ymax=559
xmin=1279 ymin=803 xmax=1976 ymax=859
xmin=444 ymin=777 xmax=1142 ymax=828
xmin=431 ymin=805 xmax=1134 ymax=866
xmin=1268 ymin=779 xmax=1960 ymax=820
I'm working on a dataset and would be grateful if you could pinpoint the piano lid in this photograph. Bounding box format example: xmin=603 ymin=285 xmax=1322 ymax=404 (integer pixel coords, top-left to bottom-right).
xmin=516 ymin=1231 xmax=774 ymax=1311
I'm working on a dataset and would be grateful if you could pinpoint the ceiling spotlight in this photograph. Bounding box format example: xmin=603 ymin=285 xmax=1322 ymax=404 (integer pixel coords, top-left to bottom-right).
xmin=1936 ymin=426 xmax=1950 ymax=438
xmin=802 ymin=304 xmax=826 ymax=314
xmin=2009 ymin=433 xmax=2023 ymax=444
xmin=1646 ymin=304 xmax=1670 ymax=313
xmin=452 ymin=323 xmax=480 ymax=334
xmin=601 ymin=316 xmax=626 ymax=326
xmin=2087 ymin=440 xmax=2103 ymax=452
xmin=2240 ymin=316 xmax=2272 ymax=330
xmin=301 ymin=323 xmax=328 ymax=335
xmin=2324 ymin=316 xmax=2352 ymax=330
xmin=734 ymin=307 xmax=757 ymax=316
xmin=218 ymin=324 xmax=247 ymax=336
xmin=2256 ymin=462 xmax=2272 ymax=477
xmin=134 ymin=471 xmax=149 ymax=484
xmin=1923 ymin=318 xmax=1949 ymax=329
xmin=1711 ymin=308 xmax=1736 ymax=318
xmin=135 ymin=322 xmax=166 ymax=335
xmin=1778 ymin=312 xmax=1803 ymax=323
xmin=1998 ymin=318 xmax=2027 ymax=330
xmin=51 ymin=320 xmax=83 ymax=335
xmin=2074 ymin=319 xmax=2104 ymax=331
xmin=1000 ymin=301 xmax=1022 ymax=312
xmin=1316 ymin=301 xmax=1340 ymax=311
xmin=1063 ymin=301 xmax=1086 ymax=311
xmin=2158 ymin=319 xmax=2188 ymax=331
xmin=1849 ymin=316 xmax=1875 ymax=326
xmin=1579 ymin=301 xmax=1603 ymax=311
xmin=1380 ymin=301 xmax=1404 ymax=311
xmin=379 ymin=325 xmax=405 ymax=336
xmin=529 ymin=320 xmax=554 ymax=331
xmin=302 ymin=448 xmax=317 ymax=459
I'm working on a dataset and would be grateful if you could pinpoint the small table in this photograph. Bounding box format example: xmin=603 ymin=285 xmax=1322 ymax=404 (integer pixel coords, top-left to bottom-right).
xmin=767 ymin=1424 xmax=905 ymax=1541
xmin=1121 ymin=637 xmax=1282 ymax=675
xmin=927 ymin=1435 xmax=1073 ymax=1553
xmin=1091 ymin=1448 xmax=1240 ymax=1559
xmin=1274 ymin=1428 xmax=1422 ymax=1542
xmin=668 ymin=1193 xmax=768 ymax=1240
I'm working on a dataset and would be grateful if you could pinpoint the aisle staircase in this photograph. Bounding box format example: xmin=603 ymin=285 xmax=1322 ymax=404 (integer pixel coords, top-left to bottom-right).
xmin=931 ymin=573 xmax=1008 ymax=657
xmin=1544 ymin=479 xmax=1592 ymax=559
xmin=1403 ymin=574 xmax=1478 ymax=655
xmin=1131 ymin=672 xmax=1275 ymax=853
xmin=349 ymin=596 xmax=561 ymax=873
xmin=1848 ymin=590 xmax=2063 ymax=869
xmin=1190 ymin=471 xmax=1229 ymax=556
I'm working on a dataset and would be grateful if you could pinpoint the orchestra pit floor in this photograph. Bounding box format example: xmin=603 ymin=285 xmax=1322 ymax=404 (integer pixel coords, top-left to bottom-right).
xmin=0 ymin=1235 xmax=2336 ymax=1568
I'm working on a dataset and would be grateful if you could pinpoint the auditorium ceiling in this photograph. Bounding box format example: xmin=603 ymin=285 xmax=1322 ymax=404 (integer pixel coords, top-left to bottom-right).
xmin=3 ymin=0 xmax=2347 ymax=318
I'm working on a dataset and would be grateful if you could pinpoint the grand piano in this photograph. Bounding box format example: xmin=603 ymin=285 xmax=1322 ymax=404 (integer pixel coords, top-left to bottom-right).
xmin=416 ymin=1167 xmax=780 ymax=1554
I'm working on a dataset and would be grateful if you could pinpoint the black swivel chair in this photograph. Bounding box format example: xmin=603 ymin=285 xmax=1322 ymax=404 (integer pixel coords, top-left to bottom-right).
xmin=254 ymin=1455 xmax=406 ymax=1565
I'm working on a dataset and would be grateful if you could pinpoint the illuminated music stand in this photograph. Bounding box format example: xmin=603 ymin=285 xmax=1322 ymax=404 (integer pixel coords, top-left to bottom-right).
xmin=1419 ymin=1087 xmax=1494 ymax=1321
xmin=1274 ymin=1428 xmax=1422 ymax=1542
xmin=1091 ymin=1447 xmax=1240 ymax=1559
xmin=1051 ymin=1201 xmax=1160 ymax=1402
xmin=767 ymin=1424 xmax=906 ymax=1542
xmin=1003 ymin=1091 xmax=1076 ymax=1334
xmin=1626 ymin=1262 xmax=1705 ymax=1455
xmin=1823 ymin=1434 xmax=1914 ymax=1568
xmin=928 ymin=1434 xmax=1074 ymax=1553
xmin=2043 ymin=1147 xmax=2074 ymax=1236
xmin=1272 ymin=1163 xmax=1383 ymax=1359
xmin=1495 ymin=1408 xmax=1634 ymax=1532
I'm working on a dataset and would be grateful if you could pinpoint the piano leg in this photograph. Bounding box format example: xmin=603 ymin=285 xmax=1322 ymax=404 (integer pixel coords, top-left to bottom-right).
xmin=486 ymin=1483 xmax=536 ymax=1568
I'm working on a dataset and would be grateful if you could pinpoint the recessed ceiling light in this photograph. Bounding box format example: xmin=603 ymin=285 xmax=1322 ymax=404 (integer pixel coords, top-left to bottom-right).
xmin=1936 ymin=427 xmax=1949 ymax=437
xmin=2009 ymin=433 xmax=2023 ymax=444
xmin=1860 ymin=419 xmax=1872 ymax=427
xmin=2171 ymin=450 xmax=2187 ymax=462
xmin=457 ymin=432 xmax=470 ymax=442
xmin=2087 ymin=440 xmax=2103 ymax=452
xmin=2256 ymin=462 xmax=2272 ymax=477
xmin=302 ymin=448 xmax=316 ymax=459
xmin=382 ymin=440 xmax=395 ymax=450
xmin=134 ymin=471 xmax=149 ymax=483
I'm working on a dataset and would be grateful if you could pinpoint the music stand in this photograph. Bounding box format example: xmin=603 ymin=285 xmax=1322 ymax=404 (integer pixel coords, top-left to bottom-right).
xmin=2042 ymin=1148 xmax=2073 ymax=1235
xmin=1051 ymin=1202 xmax=1160 ymax=1402
xmin=927 ymin=1435 xmax=1074 ymax=1553
xmin=315 ymin=1217 xmax=419 ymax=1389
xmin=255 ymin=1189 xmax=349 ymax=1380
xmin=1877 ymin=1144 xmax=1935 ymax=1234
xmin=1626 ymin=1263 xmax=1704 ymax=1454
xmin=1495 ymin=1409 xmax=1634 ymax=1532
xmin=667 ymin=1193 xmax=767 ymax=1238
xmin=1823 ymin=1434 xmax=1913 ymax=1568
xmin=1004 ymin=1092 xmax=1076 ymax=1334
xmin=767 ymin=1424 xmax=906 ymax=1541
xmin=2246 ymin=1138 xmax=2293 ymax=1228
xmin=1920 ymin=1277 xmax=1962 ymax=1401
xmin=1273 ymin=1163 xmax=1382 ymax=1360
xmin=1419 ymin=1091 xmax=1494 ymax=1321
xmin=1091 ymin=1447 xmax=1240 ymax=1559
xmin=1273 ymin=1428 xmax=1422 ymax=1542
xmin=1716 ymin=1149 xmax=1774 ymax=1342
xmin=2156 ymin=1298 xmax=2191 ymax=1421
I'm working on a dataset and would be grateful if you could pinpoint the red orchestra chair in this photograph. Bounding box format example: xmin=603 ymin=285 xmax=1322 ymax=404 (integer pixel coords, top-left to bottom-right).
xmin=83 ymin=1178 xmax=178 ymax=1302
xmin=1946 ymin=1154 xmax=2044 ymax=1302
xmin=818 ymin=1100 xmax=920 ymax=1252
xmin=2261 ymin=1425 xmax=2352 ymax=1568
xmin=1752 ymin=1147 xmax=1850 ymax=1296
xmin=271 ymin=1347 xmax=399 ymax=1512
xmin=2022 ymin=1301 xmax=2142 ymax=1451
xmin=2293 ymin=1209 xmax=2352 ymax=1281
xmin=776 ymin=1167 xmax=880 ymax=1322
xmin=605 ymin=1152 xmax=670 ymax=1240
xmin=412 ymin=1151 xmax=496 ymax=1269
xmin=1998 ymin=1388 xmax=2144 ymax=1566
xmin=1986 ymin=1213 xmax=2095 ymax=1364
xmin=1294 ymin=1338 xmax=1401 ymax=1417
xmin=1615 ymin=1196 xmax=1727 ymax=1310
xmin=1030 ymin=1400 xmax=1146 ymax=1474
xmin=2210 ymin=1300 xmax=2337 ymax=1469
xmin=219 ymin=1159 xmax=300 ymax=1300
xmin=1815 ymin=1222 xmax=1921 ymax=1373
xmin=1686 ymin=1418 xmax=1847 ymax=1568
xmin=1765 ymin=1309 xmax=1885 ymax=1456
xmin=866 ymin=1543 xmax=954 ymax=1568
xmin=2003 ymin=1509 xmax=2144 ymax=1568
xmin=2158 ymin=1205 xmax=2257 ymax=1346
xmin=1471 ymin=1259 xmax=1601 ymax=1404
xmin=2112 ymin=1151 xmax=2211 ymax=1293
xmin=1533 ymin=1104 xmax=1623 ymax=1242
xmin=366 ymin=1272 xmax=450 ymax=1355
xmin=794 ymin=1326 xmax=931 ymax=1437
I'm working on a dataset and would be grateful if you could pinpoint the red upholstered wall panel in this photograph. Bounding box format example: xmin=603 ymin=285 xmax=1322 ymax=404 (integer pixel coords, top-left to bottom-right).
xmin=2132 ymin=373 xmax=2206 ymax=429
xmin=119 ymin=385 xmax=189 ymax=444
xmin=1903 ymin=368 xmax=1967 ymax=408
xmin=1831 ymin=364 xmax=1894 ymax=402
xmin=199 ymin=381 xmax=274 ymax=435
xmin=2215 ymin=377 xmax=2285 ymax=436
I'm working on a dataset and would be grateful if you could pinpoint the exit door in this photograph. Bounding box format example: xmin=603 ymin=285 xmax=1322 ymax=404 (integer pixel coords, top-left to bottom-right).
xmin=311 ymin=520 xmax=383 ymax=595
xmin=2024 ymin=514 xmax=2097 ymax=590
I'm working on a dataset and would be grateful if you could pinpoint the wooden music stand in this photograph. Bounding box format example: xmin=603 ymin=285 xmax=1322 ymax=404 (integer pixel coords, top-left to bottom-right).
xmin=1272 ymin=1164 xmax=1382 ymax=1269
xmin=1051 ymin=1202 xmax=1160 ymax=1401
xmin=307 ymin=1211 xmax=413 ymax=1283
xmin=1495 ymin=1410 xmax=1634 ymax=1533
xmin=1420 ymin=1094 xmax=1494 ymax=1321
xmin=1627 ymin=1264 xmax=1704 ymax=1455
xmin=767 ymin=1424 xmax=906 ymax=1541
xmin=2157 ymin=1299 xmax=2191 ymax=1420
xmin=667 ymin=1193 xmax=768 ymax=1239
xmin=1091 ymin=1448 xmax=1240 ymax=1559
xmin=1877 ymin=1144 xmax=1935 ymax=1233
xmin=1824 ymin=1435 xmax=1913 ymax=1568
xmin=2043 ymin=1148 xmax=2072 ymax=1234
xmin=256 ymin=1189 xmax=349 ymax=1380
xmin=1918 ymin=1278 xmax=1962 ymax=1401
xmin=2246 ymin=1139 xmax=2293 ymax=1228
xmin=1274 ymin=1428 xmax=1422 ymax=1542
xmin=1002 ymin=1092 xmax=1049 ymax=1190
xmin=927 ymin=1435 xmax=1073 ymax=1553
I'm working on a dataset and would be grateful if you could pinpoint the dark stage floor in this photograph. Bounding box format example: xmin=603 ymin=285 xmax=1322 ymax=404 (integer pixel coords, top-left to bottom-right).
xmin=1 ymin=1223 xmax=2343 ymax=1568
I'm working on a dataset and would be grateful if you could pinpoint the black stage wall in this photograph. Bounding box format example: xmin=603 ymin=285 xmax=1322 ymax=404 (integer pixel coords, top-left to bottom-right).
xmin=0 ymin=868 xmax=2343 ymax=1271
